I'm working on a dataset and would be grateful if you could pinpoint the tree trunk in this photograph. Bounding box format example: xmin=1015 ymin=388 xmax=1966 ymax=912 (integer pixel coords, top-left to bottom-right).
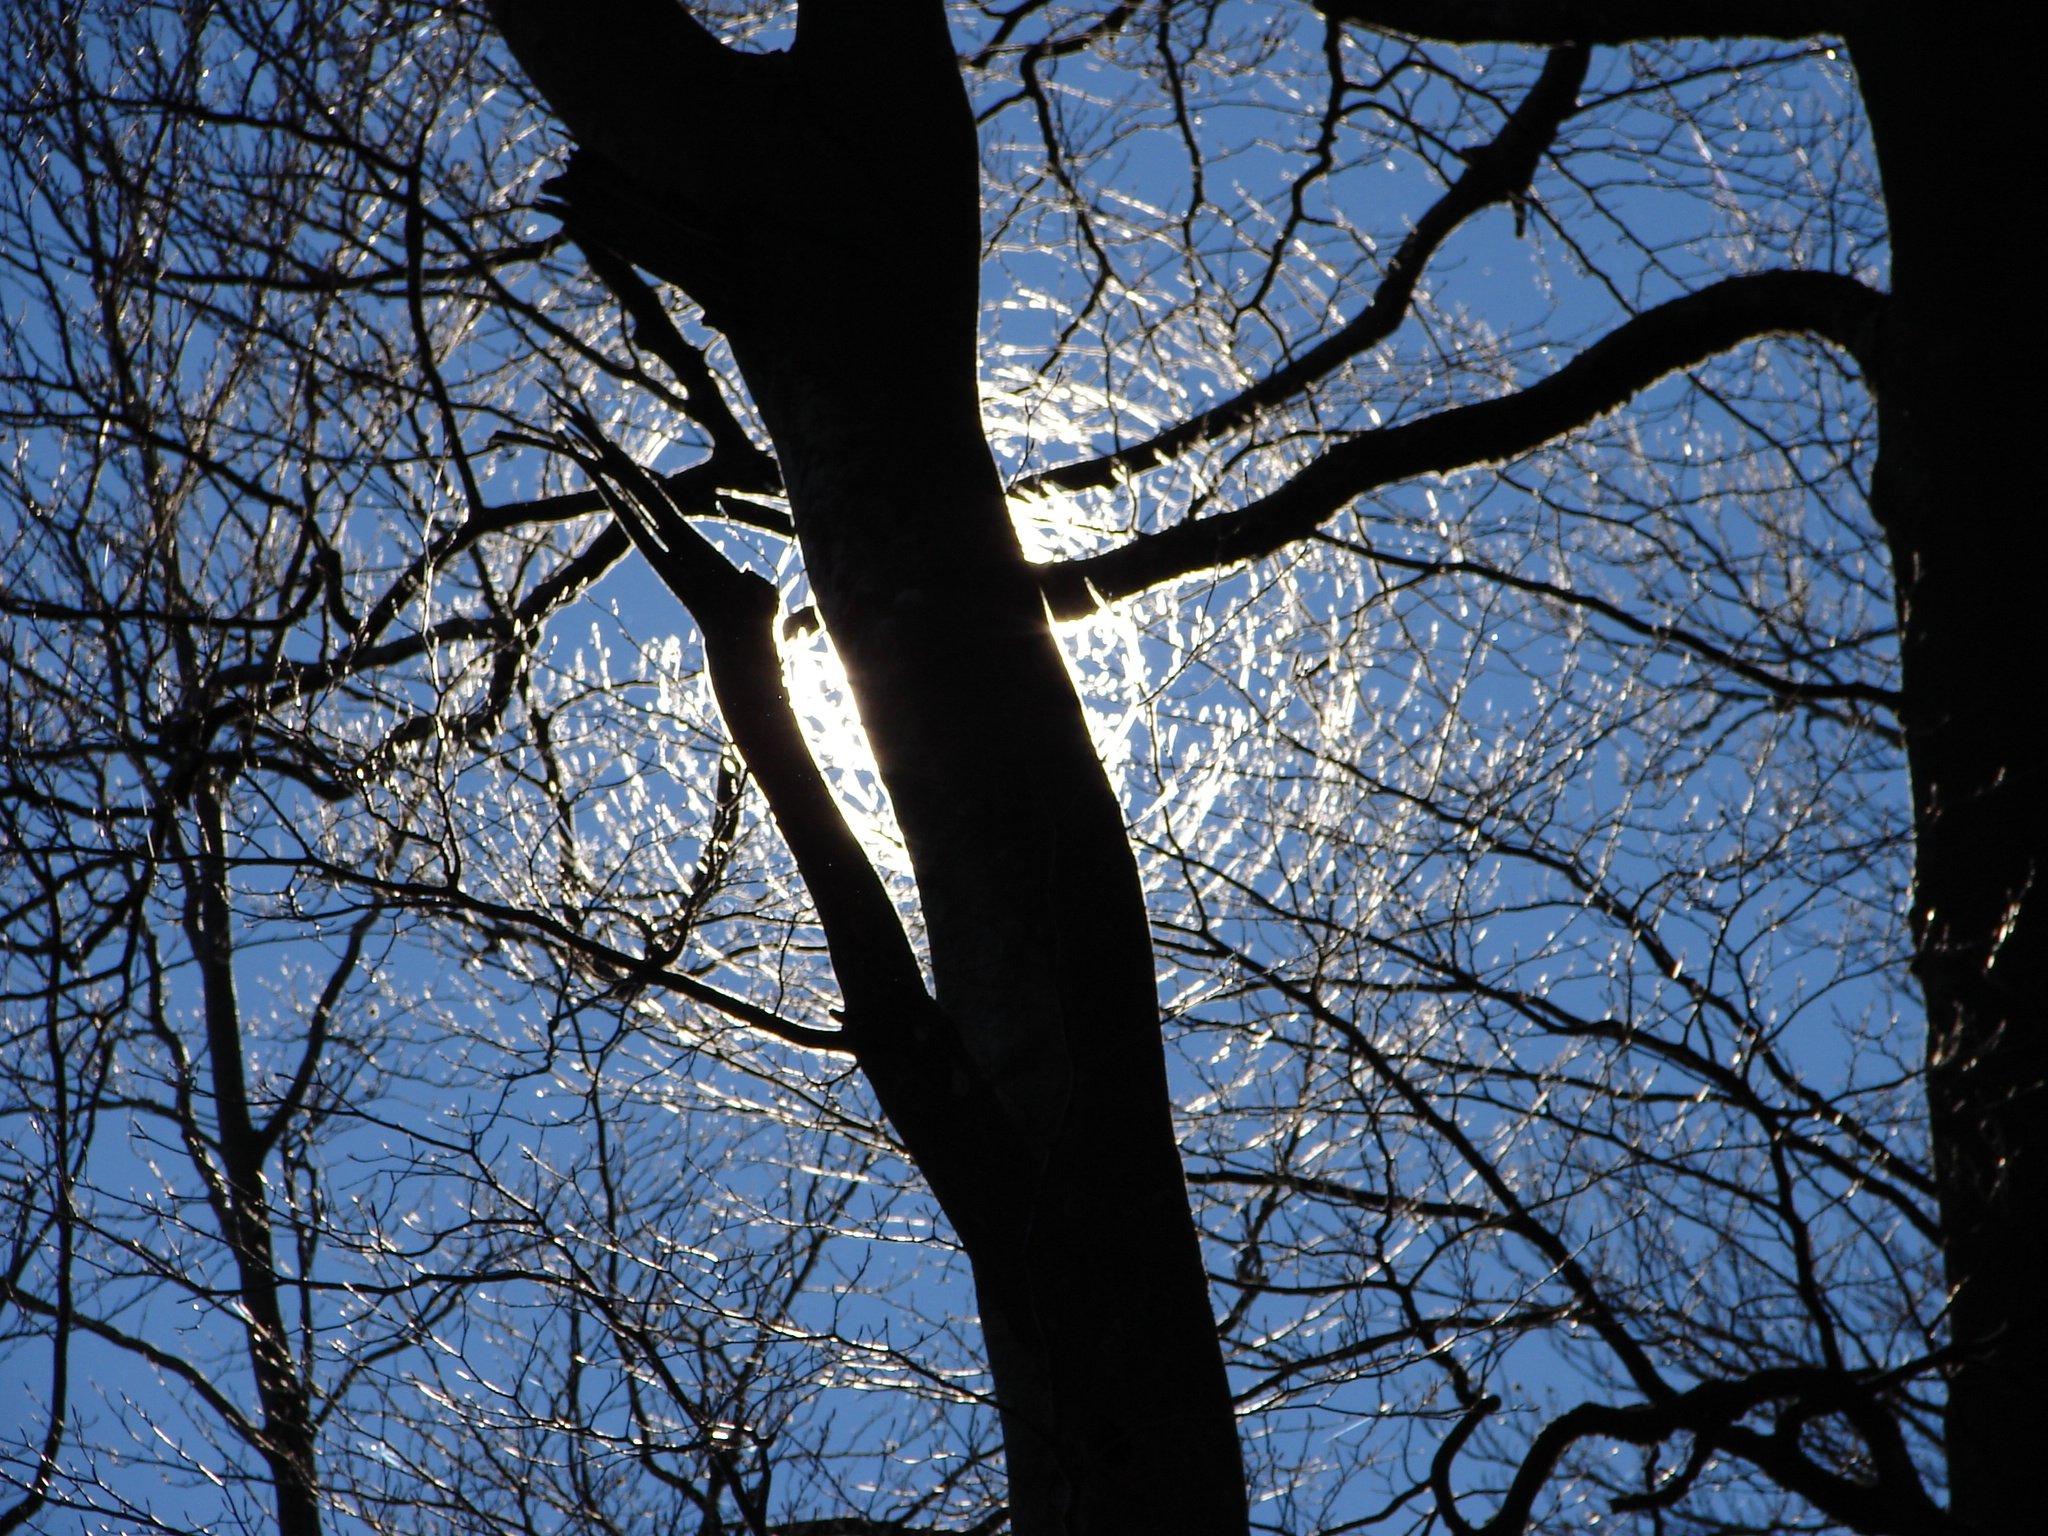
xmin=1851 ymin=26 xmax=2047 ymax=1533
xmin=486 ymin=4 xmax=1248 ymax=1529
xmin=180 ymin=790 xmax=322 ymax=1536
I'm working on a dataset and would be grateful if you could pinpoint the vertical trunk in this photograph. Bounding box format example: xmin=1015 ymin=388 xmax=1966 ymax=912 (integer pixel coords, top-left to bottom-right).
xmin=181 ymin=790 xmax=322 ymax=1536
xmin=704 ymin=28 xmax=1249 ymax=1526
xmin=715 ymin=305 xmax=1248 ymax=1531
xmin=1852 ymin=26 xmax=2047 ymax=1532
xmin=486 ymin=4 xmax=1248 ymax=1529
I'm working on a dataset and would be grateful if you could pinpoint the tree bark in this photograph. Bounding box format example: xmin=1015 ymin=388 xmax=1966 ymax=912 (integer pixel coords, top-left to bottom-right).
xmin=486 ymin=4 xmax=1247 ymax=1530
xmin=1849 ymin=25 xmax=2047 ymax=1533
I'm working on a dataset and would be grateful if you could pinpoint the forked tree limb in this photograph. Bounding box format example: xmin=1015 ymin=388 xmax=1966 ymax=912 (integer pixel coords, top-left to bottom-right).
xmin=1036 ymin=269 xmax=1885 ymax=615
xmin=559 ymin=416 xmax=1051 ymax=1267
xmin=1016 ymin=41 xmax=1592 ymax=497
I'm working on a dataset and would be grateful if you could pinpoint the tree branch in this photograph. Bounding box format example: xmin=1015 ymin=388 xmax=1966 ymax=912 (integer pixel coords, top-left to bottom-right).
xmin=1464 ymin=1367 xmax=1955 ymax=1536
xmin=1016 ymin=42 xmax=1592 ymax=497
xmin=572 ymin=236 xmax=777 ymax=481
xmin=487 ymin=0 xmax=749 ymax=169
xmin=563 ymin=421 xmax=1063 ymax=1263
xmin=1314 ymin=529 xmax=1905 ymax=727
xmin=1313 ymin=1 xmax=1842 ymax=45
xmin=561 ymin=413 xmax=927 ymax=1017
xmin=1037 ymin=269 xmax=1884 ymax=615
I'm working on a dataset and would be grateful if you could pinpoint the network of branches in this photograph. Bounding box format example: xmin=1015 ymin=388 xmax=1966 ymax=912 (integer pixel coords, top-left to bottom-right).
xmin=2 ymin=3 xmax=1932 ymax=1534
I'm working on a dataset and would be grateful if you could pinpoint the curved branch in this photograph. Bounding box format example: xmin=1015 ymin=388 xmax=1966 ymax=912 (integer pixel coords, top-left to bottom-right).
xmin=1466 ymin=1367 xmax=1954 ymax=1536
xmin=289 ymin=865 xmax=849 ymax=1053
xmin=1037 ymin=269 xmax=1885 ymax=616
xmin=255 ymin=904 xmax=379 ymax=1152
xmin=1016 ymin=42 xmax=1591 ymax=497
xmin=1313 ymin=1 xmax=1843 ymax=45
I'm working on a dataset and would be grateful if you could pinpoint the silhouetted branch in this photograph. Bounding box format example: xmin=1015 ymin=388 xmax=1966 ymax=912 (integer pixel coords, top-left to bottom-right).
xmin=1038 ymin=270 xmax=1884 ymax=614
xmin=1016 ymin=43 xmax=1592 ymax=496
xmin=1313 ymin=1 xmax=1842 ymax=44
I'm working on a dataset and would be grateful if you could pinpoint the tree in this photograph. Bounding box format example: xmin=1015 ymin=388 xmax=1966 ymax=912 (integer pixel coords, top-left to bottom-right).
xmin=0 ymin=3 xmax=2029 ymax=1535
xmin=1294 ymin=17 xmax=2038 ymax=1536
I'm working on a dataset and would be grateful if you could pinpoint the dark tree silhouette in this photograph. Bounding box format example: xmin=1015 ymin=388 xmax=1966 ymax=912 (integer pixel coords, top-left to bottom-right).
xmin=1296 ymin=16 xmax=2036 ymax=1534
xmin=3 ymin=3 xmax=2026 ymax=1535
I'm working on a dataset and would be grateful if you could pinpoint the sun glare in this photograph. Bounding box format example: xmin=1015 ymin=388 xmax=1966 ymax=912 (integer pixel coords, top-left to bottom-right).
xmin=776 ymin=624 xmax=910 ymax=872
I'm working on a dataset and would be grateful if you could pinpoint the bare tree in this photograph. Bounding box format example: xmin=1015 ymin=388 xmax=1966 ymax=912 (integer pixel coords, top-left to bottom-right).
xmin=3 ymin=3 xmax=2026 ymax=1535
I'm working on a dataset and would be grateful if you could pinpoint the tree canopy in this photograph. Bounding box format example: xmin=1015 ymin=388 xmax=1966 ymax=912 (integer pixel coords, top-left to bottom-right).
xmin=3 ymin=4 xmax=2036 ymax=1535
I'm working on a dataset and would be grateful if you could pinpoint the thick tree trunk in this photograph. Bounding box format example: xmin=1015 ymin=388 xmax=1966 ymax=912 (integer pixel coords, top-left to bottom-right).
xmin=1851 ymin=27 xmax=2047 ymax=1533
xmin=487 ymin=5 xmax=1248 ymax=1530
